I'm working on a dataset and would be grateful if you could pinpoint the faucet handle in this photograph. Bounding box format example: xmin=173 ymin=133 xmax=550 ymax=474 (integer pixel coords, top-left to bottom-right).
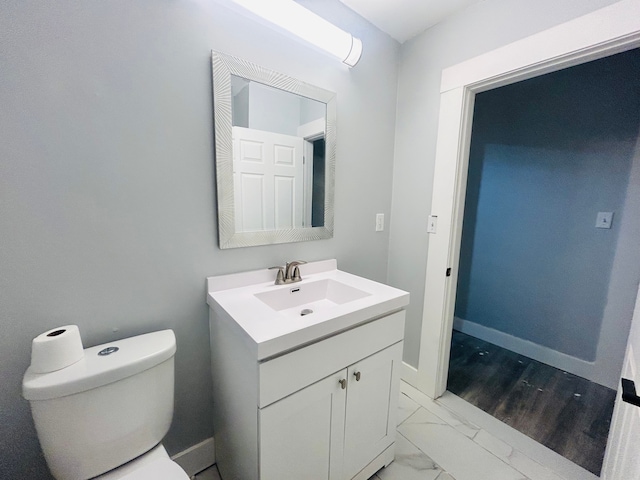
xmin=291 ymin=266 xmax=302 ymax=282
xmin=285 ymin=260 xmax=307 ymax=282
xmin=268 ymin=266 xmax=286 ymax=285
xmin=286 ymin=260 xmax=307 ymax=269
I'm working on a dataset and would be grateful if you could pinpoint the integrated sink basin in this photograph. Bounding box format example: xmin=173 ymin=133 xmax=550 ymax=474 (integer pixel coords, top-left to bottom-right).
xmin=254 ymin=278 xmax=371 ymax=316
xmin=206 ymin=259 xmax=409 ymax=360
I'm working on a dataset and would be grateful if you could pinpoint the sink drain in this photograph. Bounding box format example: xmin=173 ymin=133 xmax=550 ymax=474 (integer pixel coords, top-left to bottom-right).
xmin=300 ymin=308 xmax=313 ymax=316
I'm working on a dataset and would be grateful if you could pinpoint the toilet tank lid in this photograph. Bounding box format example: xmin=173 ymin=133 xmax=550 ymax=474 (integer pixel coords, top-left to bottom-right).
xmin=23 ymin=330 xmax=176 ymax=401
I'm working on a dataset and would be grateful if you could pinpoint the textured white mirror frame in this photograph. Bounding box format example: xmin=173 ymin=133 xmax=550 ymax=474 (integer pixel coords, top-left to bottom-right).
xmin=211 ymin=50 xmax=337 ymax=249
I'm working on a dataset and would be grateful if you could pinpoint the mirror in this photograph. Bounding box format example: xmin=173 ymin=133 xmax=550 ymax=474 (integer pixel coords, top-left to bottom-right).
xmin=211 ymin=51 xmax=336 ymax=249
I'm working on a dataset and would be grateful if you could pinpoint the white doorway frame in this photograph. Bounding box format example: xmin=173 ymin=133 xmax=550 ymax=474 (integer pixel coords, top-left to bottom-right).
xmin=297 ymin=118 xmax=325 ymax=228
xmin=415 ymin=0 xmax=640 ymax=400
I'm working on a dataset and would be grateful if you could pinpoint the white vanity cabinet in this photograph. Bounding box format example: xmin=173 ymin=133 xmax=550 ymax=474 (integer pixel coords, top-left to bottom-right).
xmin=343 ymin=343 xmax=403 ymax=479
xmin=259 ymin=369 xmax=346 ymax=480
xmin=209 ymin=308 xmax=405 ymax=480
xmin=260 ymin=342 xmax=403 ymax=480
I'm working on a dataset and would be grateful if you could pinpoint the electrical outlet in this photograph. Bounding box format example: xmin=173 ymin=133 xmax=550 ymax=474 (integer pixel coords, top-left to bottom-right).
xmin=375 ymin=213 xmax=384 ymax=232
xmin=596 ymin=212 xmax=613 ymax=229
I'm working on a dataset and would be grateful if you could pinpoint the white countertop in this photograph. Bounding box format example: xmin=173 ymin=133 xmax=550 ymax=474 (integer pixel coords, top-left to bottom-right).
xmin=206 ymin=260 xmax=409 ymax=360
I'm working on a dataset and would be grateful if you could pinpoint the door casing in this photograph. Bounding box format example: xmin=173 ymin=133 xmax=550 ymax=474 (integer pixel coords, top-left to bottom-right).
xmin=407 ymin=0 xmax=640 ymax=403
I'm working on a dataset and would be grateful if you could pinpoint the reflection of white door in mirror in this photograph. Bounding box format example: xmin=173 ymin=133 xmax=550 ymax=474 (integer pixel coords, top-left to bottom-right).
xmin=233 ymin=127 xmax=304 ymax=232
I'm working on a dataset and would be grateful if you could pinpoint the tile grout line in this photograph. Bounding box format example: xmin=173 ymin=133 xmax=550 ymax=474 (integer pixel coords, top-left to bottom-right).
xmin=395 ymin=407 xmax=454 ymax=479
xmin=401 ymin=390 xmax=536 ymax=480
xmin=438 ymin=391 xmax=595 ymax=480
xmin=394 ymin=430 xmax=450 ymax=479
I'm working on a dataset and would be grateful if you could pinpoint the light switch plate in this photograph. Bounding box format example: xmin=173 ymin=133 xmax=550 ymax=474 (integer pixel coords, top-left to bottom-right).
xmin=596 ymin=212 xmax=613 ymax=229
xmin=427 ymin=215 xmax=437 ymax=233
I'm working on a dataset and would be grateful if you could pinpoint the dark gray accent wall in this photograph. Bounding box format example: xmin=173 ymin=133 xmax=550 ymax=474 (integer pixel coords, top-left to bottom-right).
xmin=455 ymin=50 xmax=640 ymax=361
xmin=0 ymin=1 xmax=399 ymax=477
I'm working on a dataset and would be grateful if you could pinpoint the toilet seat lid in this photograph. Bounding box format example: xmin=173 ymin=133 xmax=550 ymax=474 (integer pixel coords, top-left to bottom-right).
xmin=117 ymin=458 xmax=189 ymax=480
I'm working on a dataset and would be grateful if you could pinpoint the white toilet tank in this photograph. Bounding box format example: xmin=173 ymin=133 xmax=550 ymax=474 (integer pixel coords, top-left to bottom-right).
xmin=23 ymin=330 xmax=177 ymax=480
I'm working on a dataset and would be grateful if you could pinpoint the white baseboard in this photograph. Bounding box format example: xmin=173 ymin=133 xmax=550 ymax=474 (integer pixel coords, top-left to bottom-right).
xmin=453 ymin=317 xmax=605 ymax=387
xmin=171 ymin=437 xmax=215 ymax=477
xmin=402 ymin=360 xmax=418 ymax=387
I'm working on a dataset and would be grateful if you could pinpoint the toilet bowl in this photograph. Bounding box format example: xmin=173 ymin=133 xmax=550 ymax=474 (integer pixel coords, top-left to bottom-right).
xmin=23 ymin=329 xmax=189 ymax=480
xmin=95 ymin=445 xmax=187 ymax=480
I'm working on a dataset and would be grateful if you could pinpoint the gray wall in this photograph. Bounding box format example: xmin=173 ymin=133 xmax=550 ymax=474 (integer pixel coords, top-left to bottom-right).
xmin=233 ymin=82 xmax=326 ymax=135
xmin=247 ymin=82 xmax=302 ymax=136
xmin=300 ymin=97 xmax=326 ymax=125
xmin=0 ymin=1 xmax=399 ymax=477
xmin=389 ymin=0 xmax=624 ymax=367
xmin=231 ymin=82 xmax=250 ymax=128
xmin=455 ymin=50 xmax=640 ymax=361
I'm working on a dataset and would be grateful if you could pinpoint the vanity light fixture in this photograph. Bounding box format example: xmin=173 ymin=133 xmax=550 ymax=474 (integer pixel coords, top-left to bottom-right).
xmin=230 ymin=0 xmax=363 ymax=67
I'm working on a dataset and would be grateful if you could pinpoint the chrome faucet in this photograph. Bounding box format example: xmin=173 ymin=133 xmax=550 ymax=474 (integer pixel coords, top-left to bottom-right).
xmin=269 ymin=260 xmax=307 ymax=285
xmin=285 ymin=260 xmax=306 ymax=282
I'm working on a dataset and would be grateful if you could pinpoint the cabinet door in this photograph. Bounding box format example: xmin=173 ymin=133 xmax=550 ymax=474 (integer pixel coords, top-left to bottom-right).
xmin=343 ymin=342 xmax=403 ymax=479
xmin=259 ymin=370 xmax=347 ymax=480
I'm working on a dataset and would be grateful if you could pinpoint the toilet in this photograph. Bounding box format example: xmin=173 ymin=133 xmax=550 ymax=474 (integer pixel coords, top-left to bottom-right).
xmin=22 ymin=329 xmax=189 ymax=480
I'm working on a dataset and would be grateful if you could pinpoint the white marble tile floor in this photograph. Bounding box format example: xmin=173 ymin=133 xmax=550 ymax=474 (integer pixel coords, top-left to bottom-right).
xmin=193 ymin=380 xmax=596 ymax=480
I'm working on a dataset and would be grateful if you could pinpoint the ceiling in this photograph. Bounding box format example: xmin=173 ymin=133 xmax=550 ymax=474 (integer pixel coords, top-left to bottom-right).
xmin=339 ymin=0 xmax=483 ymax=43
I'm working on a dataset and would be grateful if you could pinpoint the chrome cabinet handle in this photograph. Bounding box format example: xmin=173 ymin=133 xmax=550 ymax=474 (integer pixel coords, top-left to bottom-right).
xmin=339 ymin=379 xmax=346 ymax=389
xmin=354 ymin=371 xmax=361 ymax=381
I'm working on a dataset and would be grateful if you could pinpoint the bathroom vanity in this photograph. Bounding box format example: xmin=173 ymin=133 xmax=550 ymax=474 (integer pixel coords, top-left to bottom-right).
xmin=206 ymin=260 xmax=409 ymax=480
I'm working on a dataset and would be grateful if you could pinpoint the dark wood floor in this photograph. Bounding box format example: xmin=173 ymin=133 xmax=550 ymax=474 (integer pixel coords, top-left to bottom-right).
xmin=447 ymin=330 xmax=616 ymax=476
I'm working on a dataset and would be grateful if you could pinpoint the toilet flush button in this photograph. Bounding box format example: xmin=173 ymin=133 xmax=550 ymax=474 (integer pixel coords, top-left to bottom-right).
xmin=98 ymin=346 xmax=119 ymax=356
